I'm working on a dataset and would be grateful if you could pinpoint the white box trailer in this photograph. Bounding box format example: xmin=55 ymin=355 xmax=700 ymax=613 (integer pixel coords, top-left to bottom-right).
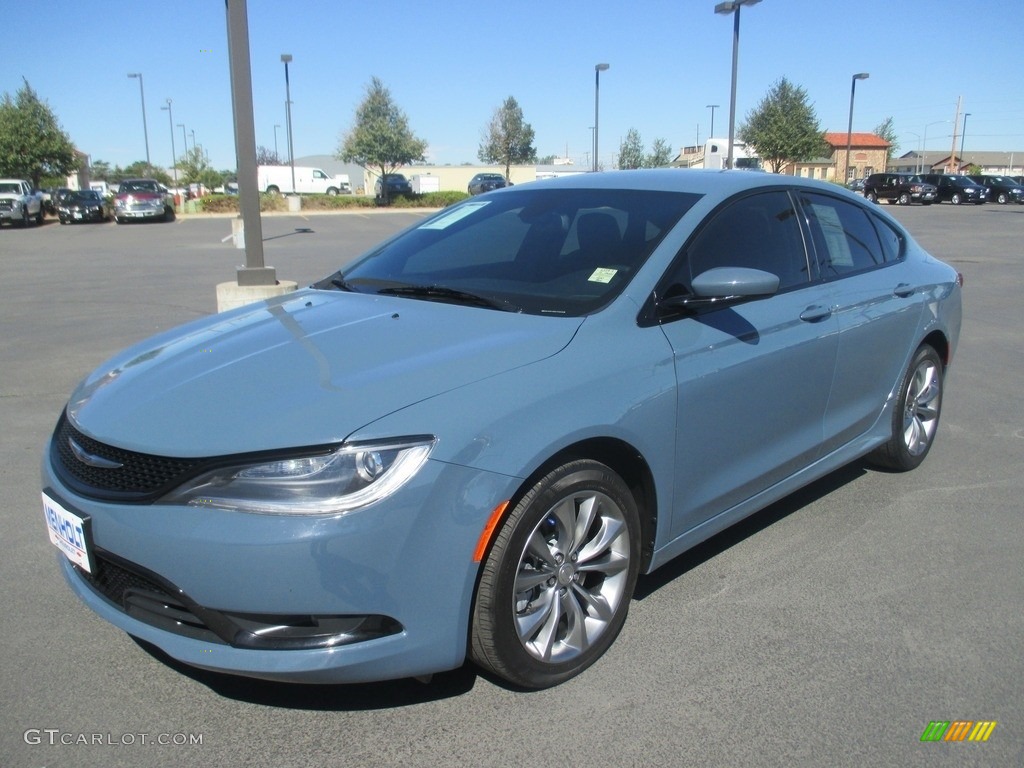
xmin=410 ymin=174 xmax=440 ymax=194
xmin=257 ymin=165 xmax=351 ymax=195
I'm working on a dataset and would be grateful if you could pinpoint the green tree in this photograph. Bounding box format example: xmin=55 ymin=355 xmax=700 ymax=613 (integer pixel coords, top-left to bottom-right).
xmin=478 ymin=96 xmax=537 ymax=181
xmin=618 ymin=128 xmax=645 ymax=169
xmin=110 ymin=161 xmax=172 ymax=186
xmin=873 ymin=117 xmax=899 ymax=161
xmin=739 ymin=77 xmax=826 ymax=173
xmin=256 ymin=145 xmax=282 ymax=165
xmin=0 ymin=79 xmax=78 ymax=187
xmin=536 ymin=154 xmax=557 ymax=165
xmin=338 ymin=77 xmax=427 ymax=204
xmin=646 ymin=137 xmax=674 ymax=168
xmin=178 ymin=146 xmax=212 ymax=185
xmin=90 ymin=159 xmax=112 ymax=181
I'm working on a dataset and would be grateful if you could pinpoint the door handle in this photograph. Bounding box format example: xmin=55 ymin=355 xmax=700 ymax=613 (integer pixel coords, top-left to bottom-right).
xmin=799 ymin=305 xmax=832 ymax=322
xmin=894 ymin=283 xmax=915 ymax=298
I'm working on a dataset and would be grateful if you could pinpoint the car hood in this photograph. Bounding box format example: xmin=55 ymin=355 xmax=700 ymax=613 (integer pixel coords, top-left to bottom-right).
xmin=66 ymin=289 xmax=582 ymax=456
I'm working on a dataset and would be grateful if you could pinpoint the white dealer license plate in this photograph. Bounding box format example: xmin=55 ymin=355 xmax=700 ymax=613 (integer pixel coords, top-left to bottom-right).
xmin=42 ymin=492 xmax=93 ymax=573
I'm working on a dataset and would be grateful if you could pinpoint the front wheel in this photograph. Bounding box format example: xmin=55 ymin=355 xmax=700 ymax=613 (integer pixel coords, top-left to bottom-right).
xmin=866 ymin=191 xmax=878 ymax=203
xmin=898 ymin=192 xmax=911 ymax=205
xmin=950 ymin=193 xmax=962 ymax=205
xmin=470 ymin=460 xmax=641 ymax=689
xmin=997 ymin=192 xmax=1008 ymax=204
xmin=869 ymin=345 xmax=944 ymax=471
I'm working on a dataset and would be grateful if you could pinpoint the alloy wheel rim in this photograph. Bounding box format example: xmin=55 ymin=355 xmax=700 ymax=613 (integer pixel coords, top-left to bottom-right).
xmin=902 ymin=359 xmax=941 ymax=456
xmin=512 ymin=490 xmax=630 ymax=664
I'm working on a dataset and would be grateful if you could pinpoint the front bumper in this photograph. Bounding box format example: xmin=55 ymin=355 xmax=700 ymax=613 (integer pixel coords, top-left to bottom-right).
xmin=43 ymin=446 xmax=516 ymax=683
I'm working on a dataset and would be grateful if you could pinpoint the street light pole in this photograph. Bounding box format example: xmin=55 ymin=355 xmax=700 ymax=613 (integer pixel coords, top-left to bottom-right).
xmin=706 ymin=104 xmax=720 ymax=140
xmin=274 ymin=124 xmax=281 ymax=159
xmin=127 ymin=73 xmax=151 ymax=174
xmin=281 ymin=54 xmax=295 ymax=193
xmin=844 ymin=72 xmax=869 ymax=183
xmin=714 ymin=0 xmax=761 ymax=170
xmin=177 ymin=123 xmax=187 ymax=163
xmin=160 ymin=99 xmax=178 ymax=189
xmin=594 ymin=63 xmax=609 ymax=173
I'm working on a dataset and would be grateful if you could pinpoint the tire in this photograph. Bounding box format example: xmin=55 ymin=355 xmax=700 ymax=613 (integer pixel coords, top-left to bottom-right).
xmin=115 ymin=216 xmax=124 ymax=225
xmin=898 ymin=192 xmax=911 ymax=205
xmin=865 ymin=191 xmax=878 ymax=203
xmin=869 ymin=345 xmax=944 ymax=472
xmin=163 ymin=206 xmax=175 ymax=222
xmin=266 ymin=185 xmax=280 ymax=196
xmin=997 ymin=192 xmax=1008 ymax=204
xmin=470 ymin=459 xmax=641 ymax=689
xmin=950 ymin=193 xmax=962 ymax=205
xmin=21 ymin=208 xmax=31 ymax=227
xmin=35 ymin=207 xmax=44 ymax=224
xmin=326 ymin=187 xmax=338 ymax=196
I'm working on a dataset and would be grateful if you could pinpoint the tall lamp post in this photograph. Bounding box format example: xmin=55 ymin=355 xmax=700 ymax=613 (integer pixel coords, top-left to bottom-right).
xmin=714 ymin=0 xmax=761 ymax=170
xmin=274 ymin=123 xmax=281 ymax=159
xmin=127 ymin=73 xmax=151 ymax=174
xmin=593 ymin=63 xmax=609 ymax=173
xmin=844 ymin=72 xmax=869 ymax=183
xmin=706 ymin=104 xmax=720 ymax=140
xmin=160 ymin=99 xmax=178 ymax=189
xmin=177 ymin=123 xmax=187 ymax=162
xmin=959 ymin=112 xmax=971 ymax=169
xmin=281 ymin=53 xmax=296 ymax=193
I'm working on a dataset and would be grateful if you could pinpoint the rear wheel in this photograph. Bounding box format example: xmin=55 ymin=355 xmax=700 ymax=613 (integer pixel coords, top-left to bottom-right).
xmin=869 ymin=345 xmax=944 ymax=471
xmin=866 ymin=191 xmax=878 ymax=203
xmin=950 ymin=193 xmax=962 ymax=205
xmin=898 ymin=192 xmax=911 ymax=205
xmin=997 ymin=192 xmax=1008 ymax=204
xmin=471 ymin=459 xmax=641 ymax=689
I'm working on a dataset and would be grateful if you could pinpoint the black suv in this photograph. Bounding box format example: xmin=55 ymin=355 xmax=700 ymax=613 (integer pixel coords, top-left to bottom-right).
xmin=374 ymin=173 xmax=413 ymax=201
xmin=863 ymin=173 xmax=937 ymax=205
xmin=919 ymin=174 xmax=987 ymax=205
xmin=967 ymin=175 xmax=1024 ymax=205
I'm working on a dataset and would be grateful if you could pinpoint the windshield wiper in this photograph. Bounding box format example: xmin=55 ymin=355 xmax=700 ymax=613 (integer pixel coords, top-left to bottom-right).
xmin=376 ymin=285 xmax=520 ymax=312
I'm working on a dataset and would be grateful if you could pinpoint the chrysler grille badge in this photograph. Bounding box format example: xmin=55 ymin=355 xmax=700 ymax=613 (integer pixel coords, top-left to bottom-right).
xmin=68 ymin=437 xmax=123 ymax=469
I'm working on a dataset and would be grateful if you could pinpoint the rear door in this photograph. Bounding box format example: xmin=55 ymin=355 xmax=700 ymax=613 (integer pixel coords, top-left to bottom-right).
xmin=795 ymin=191 xmax=924 ymax=453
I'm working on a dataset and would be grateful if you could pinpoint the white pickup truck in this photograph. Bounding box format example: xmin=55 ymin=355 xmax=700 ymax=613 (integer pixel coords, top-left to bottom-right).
xmin=0 ymin=179 xmax=45 ymax=227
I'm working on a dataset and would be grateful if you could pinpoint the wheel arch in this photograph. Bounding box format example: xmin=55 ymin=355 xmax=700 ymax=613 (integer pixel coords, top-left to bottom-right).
xmin=491 ymin=437 xmax=658 ymax=575
xmin=921 ymin=329 xmax=950 ymax=367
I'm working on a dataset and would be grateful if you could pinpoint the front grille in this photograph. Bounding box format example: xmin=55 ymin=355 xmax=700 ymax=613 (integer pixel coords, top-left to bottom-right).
xmin=52 ymin=412 xmax=204 ymax=502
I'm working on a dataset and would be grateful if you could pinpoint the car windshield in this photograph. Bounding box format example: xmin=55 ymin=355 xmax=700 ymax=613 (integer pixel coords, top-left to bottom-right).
xmin=0 ymin=183 xmax=21 ymax=194
xmin=319 ymin=187 xmax=700 ymax=316
xmin=75 ymin=191 xmax=101 ymax=201
xmin=478 ymin=174 xmax=503 ymax=181
xmin=120 ymin=181 xmax=158 ymax=194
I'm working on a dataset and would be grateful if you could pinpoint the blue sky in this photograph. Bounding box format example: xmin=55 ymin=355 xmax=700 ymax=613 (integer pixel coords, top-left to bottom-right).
xmin=4 ymin=1 xmax=1024 ymax=172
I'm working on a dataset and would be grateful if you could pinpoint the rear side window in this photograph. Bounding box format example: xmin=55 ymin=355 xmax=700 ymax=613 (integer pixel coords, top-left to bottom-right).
xmin=798 ymin=192 xmax=894 ymax=278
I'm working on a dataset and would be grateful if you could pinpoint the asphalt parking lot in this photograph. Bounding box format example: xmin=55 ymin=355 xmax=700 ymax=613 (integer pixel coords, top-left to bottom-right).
xmin=2 ymin=204 xmax=1021 ymax=768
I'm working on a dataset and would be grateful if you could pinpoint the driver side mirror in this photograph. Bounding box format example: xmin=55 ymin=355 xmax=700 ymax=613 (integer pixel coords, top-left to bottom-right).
xmin=659 ymin=267 xmax=780 ymax=313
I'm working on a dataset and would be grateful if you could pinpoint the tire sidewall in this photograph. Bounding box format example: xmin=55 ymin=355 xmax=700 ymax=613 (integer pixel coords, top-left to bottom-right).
xmin=472 ymin=460 xmax=641 ymax=688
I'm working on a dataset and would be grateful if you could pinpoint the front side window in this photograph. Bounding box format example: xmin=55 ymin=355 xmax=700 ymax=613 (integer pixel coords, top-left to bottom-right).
xmin=678 ymin=190 xmax=811 ymax=292
xmin=322 ymin=188 xmax=700 ymax=316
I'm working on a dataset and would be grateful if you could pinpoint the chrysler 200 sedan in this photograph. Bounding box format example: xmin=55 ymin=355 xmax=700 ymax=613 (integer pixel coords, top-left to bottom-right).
xmin=42 ymin=170 xmax=962 ymax=689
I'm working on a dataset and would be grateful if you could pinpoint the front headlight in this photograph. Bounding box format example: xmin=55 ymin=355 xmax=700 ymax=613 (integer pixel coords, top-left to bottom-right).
xmin=161 ymin=437 xmax=435 ymax=515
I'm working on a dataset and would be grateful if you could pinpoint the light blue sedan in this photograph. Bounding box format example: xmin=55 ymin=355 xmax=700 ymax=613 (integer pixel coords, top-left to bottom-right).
xmin=42 ymin=170 xmax=962 ymax=689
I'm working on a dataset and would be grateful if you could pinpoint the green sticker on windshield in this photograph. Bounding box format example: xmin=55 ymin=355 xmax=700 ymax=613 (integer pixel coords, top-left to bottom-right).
xmin=588 ymin=268 xmax=617 ymax=284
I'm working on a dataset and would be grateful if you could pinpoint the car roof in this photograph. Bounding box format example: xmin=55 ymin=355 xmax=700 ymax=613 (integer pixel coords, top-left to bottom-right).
xmin=519 ymin=168 xmax=857 ymax=199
